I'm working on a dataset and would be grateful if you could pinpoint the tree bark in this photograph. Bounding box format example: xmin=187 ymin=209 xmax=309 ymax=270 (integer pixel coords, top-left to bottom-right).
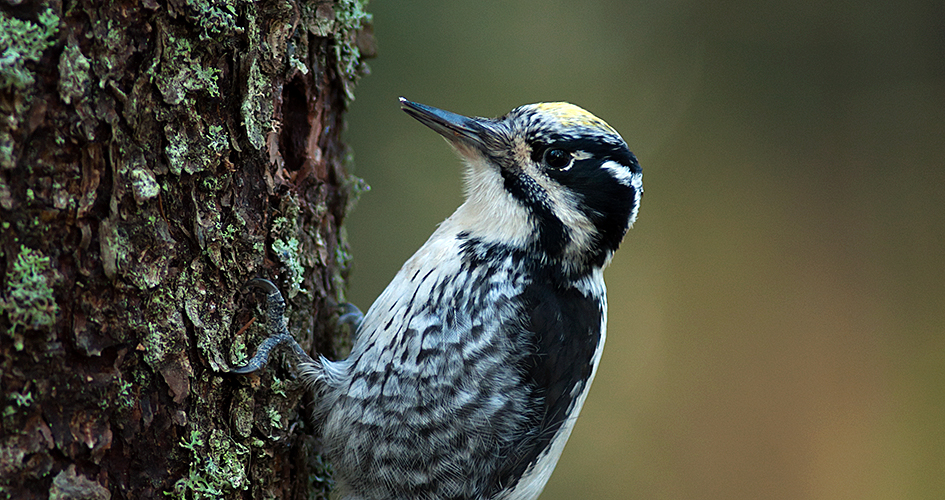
xmin=0 ymin=1 xmax=373 ymax=498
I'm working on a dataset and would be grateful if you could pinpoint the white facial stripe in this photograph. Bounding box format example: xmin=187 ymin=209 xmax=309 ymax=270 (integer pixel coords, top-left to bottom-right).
xmin=572 ymin=150 xmax=593 ymax=160
xmin=600 ymin=160 xmax=642 ymax=230
xmin=628 ymin=188 xmax=642 ymax=228
xmin=601 ymin=160 xmax=641 ymax=188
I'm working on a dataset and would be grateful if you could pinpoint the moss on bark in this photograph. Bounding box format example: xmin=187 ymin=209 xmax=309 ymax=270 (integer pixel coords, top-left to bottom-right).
xmin=0 ymin=1 xmax=374 ymax=498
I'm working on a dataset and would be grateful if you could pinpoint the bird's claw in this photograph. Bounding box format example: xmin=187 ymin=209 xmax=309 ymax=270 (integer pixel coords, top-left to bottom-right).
xmin=337 ymin=302 xmax=364 ymax=331
xmin=232 ymin=278 xmax=312 ymax=374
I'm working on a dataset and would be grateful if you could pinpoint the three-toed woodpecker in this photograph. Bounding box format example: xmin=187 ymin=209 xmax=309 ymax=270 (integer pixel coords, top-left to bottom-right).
xmin=235 ymin=98 xmax=642 ymax=499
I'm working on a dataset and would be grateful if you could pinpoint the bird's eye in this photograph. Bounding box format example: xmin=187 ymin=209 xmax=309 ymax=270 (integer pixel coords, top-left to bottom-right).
xmin=543 ymin=148 xmax=572 ymax=169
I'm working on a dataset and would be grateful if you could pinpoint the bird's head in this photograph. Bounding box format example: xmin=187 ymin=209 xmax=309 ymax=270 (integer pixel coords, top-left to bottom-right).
xmin=401 ymin=98 xmax=642 ymax=271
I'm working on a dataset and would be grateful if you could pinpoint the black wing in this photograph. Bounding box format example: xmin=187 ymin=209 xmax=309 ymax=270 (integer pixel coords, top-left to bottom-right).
xmin=491 ymin=276 xmax=604 ymax=494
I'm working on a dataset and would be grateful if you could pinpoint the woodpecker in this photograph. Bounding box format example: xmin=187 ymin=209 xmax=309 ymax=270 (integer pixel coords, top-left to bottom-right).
xmin=235 ymin=98 xmax=642 ymax=500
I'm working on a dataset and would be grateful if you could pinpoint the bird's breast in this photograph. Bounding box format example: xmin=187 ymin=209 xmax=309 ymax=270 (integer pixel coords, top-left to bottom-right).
xmin=320 ymin=229 xmax=608 ymax=499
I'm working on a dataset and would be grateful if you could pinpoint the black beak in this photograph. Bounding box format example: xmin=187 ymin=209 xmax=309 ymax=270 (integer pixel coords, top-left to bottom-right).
xmin=400 ymin=97 xmax=494 ymax=153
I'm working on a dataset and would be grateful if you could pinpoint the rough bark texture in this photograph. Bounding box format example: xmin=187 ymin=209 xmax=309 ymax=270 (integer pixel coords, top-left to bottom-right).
xmin=0 ymin=1 xmax=373 ymax=498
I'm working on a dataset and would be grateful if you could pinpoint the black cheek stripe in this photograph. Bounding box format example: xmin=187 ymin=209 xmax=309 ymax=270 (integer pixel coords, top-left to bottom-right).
xmin=499 ymin=167 xmax=570 ymax=258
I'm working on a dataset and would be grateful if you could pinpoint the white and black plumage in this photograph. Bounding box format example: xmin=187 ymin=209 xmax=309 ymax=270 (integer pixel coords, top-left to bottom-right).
xmin=236 ymin=98 xmax=642 ymax=500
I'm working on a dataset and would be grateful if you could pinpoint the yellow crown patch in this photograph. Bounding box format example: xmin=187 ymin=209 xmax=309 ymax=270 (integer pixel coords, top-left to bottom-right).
xmin=528 ymin=102 xmax=618 ymax=136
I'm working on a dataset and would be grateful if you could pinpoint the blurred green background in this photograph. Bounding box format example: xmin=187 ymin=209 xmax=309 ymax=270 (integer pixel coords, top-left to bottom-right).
xmin=341 ymin=1 xmax=945 ymax=499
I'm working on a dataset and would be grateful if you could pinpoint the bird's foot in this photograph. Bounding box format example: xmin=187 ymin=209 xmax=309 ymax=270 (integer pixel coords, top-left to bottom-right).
xmin=337 ymin=302 xmax=364 ymax=332
xmin=231 ymin=278 xmax=313 ymax=374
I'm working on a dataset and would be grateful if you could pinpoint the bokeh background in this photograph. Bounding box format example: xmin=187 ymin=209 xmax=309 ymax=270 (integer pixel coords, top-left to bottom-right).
xmin=341 ymin=1 xmax=945 ymax=499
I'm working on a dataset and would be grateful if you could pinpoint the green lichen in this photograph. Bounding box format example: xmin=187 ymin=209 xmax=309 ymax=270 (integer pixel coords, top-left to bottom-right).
xmin=270 ymin=194 xmax=306 ymax=298
xmin=142 ymin=322 xmax=172 ymax=368
xmin=164 ymin=129 xmax=192 ymax=176
xmin=221 ymin=223 xmax=239 ymax=241
xmin=270 ymin=376 xmax=288 ymax=398
xmin=177 ymin=261 xmax=233 ymax=372
xmin=58 ymin=41 xmax=91 ymax=105
xmin=116 ymin=378 xmax=134 ymax=410
xmin=240 ymin=58 xmax=270 ymax=150
xmin=300 ymin=0 xmax=373 ymax=99
xmin=335 ymin=0 xmax=372 ymax=30
xmin=165 ymin=119 xmax=229 ymax=176
xmin=168 ymin=429 xmax=249 ymax=499
xmin=1 ymin=245 xmax=58 ymax=350
xmin=266 ymin=406 xmax=283 ymax=430
xmin=305 ymin=0 xmax=371 ymax=36
xmin=0 ymin=8 xmax=59 ymax=90
xmin=199 ymin=171 xmax=226 ymax=192
xmin=207 ymin=124 xmax=228 ymax=152
xmin=207 ymin=429 xmax=250 ymax=489
xmin=189 ymin=65 xmax=221 ymax=98
xmin=141 ymin=289 xmax=184 ymax=367
xmin=288 ymin=38 xmax=310 ymax=76
xmin=0 ymin=6 xmax=64 ymax=163
xmin=129 ymin=166 xmax=161 ymax=202
xmin=179 ymin=429 xmax=204 ymax=454
xmin=91 ymin=17 xmax=130 ymax=75
xmin=98 ymin=217 xmax=133 ymax=282
xmin=335 ymin=0 xmax=372 ymax=99
xmin=0 ymin=134 xmax=14 ymax=169
xmin=228 ymin=335 xmax=247 ymax=367
xmin=186 ymin=0 xmax=240 ymax=40
xmin=154 ymin=33 xmax=221 ymax=105
xmin=230 ymin=388 xmax=254 ymax=438
xmin=164 ymin=430 xmax=249 ymax=500
xmin=167 ymin=431 xmax=220 ymax=499
xmin=10 ymin=390 xmax=33 ymax=408
xmin=271 ymin=236 xmax=304 ymax=298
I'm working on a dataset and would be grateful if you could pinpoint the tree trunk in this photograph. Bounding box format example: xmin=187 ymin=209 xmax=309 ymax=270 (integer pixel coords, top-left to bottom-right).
xmin=0 ymin=1 xmax=373 ymax=498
